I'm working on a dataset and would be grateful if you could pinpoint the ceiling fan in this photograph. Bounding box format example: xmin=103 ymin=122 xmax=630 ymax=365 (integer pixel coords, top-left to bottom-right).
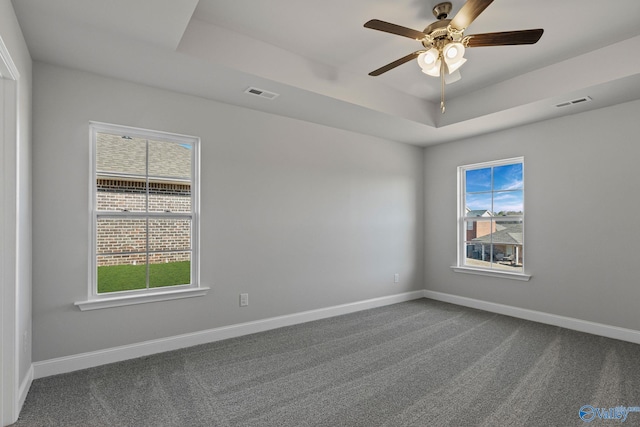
xmin=364 ymin=0 xmax=543 ymax=113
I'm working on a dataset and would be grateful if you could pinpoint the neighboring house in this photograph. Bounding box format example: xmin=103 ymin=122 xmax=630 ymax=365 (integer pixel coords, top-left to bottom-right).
xmin=96 ymin=133 xmax=192 ymax=266
xmin=465 ymin=207 xmax=522 ymax=266
xmin=465 ymin=208 xmax=496 ymax=240
xmin=469 ymin=223 xmax=523 ymax=266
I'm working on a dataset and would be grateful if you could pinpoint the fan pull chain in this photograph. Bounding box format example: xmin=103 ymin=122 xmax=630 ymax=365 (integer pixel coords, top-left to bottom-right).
xmin=440 ymin=58 xmax=446 ymax=114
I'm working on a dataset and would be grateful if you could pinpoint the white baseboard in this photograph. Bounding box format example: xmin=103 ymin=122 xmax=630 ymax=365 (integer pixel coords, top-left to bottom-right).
xmin=423 ymin=290 xmax=640 ymax=344
xmin=0 ymin=367 xmax=31 ymax=427
xmin=18 ymin=365 xmax=33 ymax=414
xmin=31 ymin=290 xmax=640 ymax=380
xmin=33 ymin=291 xmax=424 ymax=379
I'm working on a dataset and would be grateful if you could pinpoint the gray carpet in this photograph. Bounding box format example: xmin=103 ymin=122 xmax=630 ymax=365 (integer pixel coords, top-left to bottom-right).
xmin=14 ymin=299 xmax=640 ymax=426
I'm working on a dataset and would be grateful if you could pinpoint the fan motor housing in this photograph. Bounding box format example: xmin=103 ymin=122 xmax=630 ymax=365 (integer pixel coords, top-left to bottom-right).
xmin=432 ymin=2 xmax=452 ymax=20
xmin=423 ymin=19 xmax=452 ymax=46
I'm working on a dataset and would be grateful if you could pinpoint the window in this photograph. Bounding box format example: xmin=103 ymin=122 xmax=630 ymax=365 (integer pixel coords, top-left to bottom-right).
xmin=455 ymin=157 xmax=529 ymax=280
xmin=76 ymin=123 xmax=206 ymax=310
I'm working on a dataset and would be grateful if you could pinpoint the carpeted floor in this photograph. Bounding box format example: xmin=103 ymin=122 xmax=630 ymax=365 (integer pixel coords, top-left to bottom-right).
xmin=14 ymin=299 xmax=640 ymax=426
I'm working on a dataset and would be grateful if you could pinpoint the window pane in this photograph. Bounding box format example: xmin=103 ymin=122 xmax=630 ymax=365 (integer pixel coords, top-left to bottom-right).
xmin=489 ymin=245 xmax=523 ymax=272
xmin=465 ymin=219 xmax=523 ymax=272
xmin=97 ymin=254 xmax=147 ymax=293
xmin=96 ymin=181 xmax=147 ymax=212
xmin=465 ymin=167 xmax=491 ymax=193
xmin=465 ymin=218 xmax=494 ymax=267
xmin=465 ymin=219 xmax=494 ymax=242
xmin=464 ymin=241 xmax=490 ymax=267
xmin=469 ymin=244 xmax=521 ymax=272
xmin=97 ymin=218 xmax=146 ymax=254
xmin=148 ymin=140 xmax=192 ymax=180
xmin=149 ymin=252 xmax=191 ymax=288
xmin=149 ymin=218 xmax=191 ymax=252
xmin=493 ymin=190 xmax=524 ymax=215
xmin=493 ymin=163 xmax=523 ymax=191
xmin=96 ymin=132 xmax=147 ymax=177
xmin=460 ymin=159 xmax=524 ymax=274
xmin=492 ymin=220 xmax=523 ymax=272
xmin=465 ymin=193 xmax=492 ymax=213
xmin=93 ymin=124 xmax=199 ymax=297
xmin=148 ymin=187 xmax=191 ymax=213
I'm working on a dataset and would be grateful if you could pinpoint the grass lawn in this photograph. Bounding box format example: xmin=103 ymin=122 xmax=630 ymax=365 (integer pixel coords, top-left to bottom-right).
xmin=98 ymin=261 xmax=191 ymax=293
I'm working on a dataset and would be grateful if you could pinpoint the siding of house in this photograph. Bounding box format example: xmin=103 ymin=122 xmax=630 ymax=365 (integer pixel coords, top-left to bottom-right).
xmin=96 ymin=181 xmax=191 ymax=212
xmin=96 ymin=218 xmax=191 ymax=266
xmin=96 ymin=179 xmax=192 ymax=266
xmin=467 ymin=220 xmax=495 ymax=240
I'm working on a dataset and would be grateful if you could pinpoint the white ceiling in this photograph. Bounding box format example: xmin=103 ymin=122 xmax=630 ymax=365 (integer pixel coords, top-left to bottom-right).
xmin=11 ymin=0 xmax=640 ymax=146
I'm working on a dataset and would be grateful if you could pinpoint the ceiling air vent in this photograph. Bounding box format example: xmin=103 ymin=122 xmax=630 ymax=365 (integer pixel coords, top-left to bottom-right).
xmin=555 ymin=96 xmax=592 ymax=108
xmin=244 ymin=87 xmax=279 ymax=100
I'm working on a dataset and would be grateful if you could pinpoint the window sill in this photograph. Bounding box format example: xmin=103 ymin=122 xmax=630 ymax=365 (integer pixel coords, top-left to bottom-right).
xmin=451 ymin=266 xmax=531 ymax=281
xmin=74 ymin=286 xmax=210 ymax=311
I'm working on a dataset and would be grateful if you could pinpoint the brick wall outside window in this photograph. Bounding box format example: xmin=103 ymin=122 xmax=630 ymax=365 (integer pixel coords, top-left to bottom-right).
xmin=97 ymin=179 xmax=191 ymax=266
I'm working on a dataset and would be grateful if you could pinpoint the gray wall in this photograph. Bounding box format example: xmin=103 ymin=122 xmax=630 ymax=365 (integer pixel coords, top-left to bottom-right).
xmin=424 ymin=99 xmax=640 ymax=331
xmin=31 ymin=62 xmax=424 ymax=362
xmin=1 ymin=0 xmax=32 ymax=406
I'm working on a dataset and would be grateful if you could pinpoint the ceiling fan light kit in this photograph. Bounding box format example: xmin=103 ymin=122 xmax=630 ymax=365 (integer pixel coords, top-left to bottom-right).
xmin=417 ymin=49 xmax=440 ymax=76
xmin=364 ymin=0 xmax=544 ymax=113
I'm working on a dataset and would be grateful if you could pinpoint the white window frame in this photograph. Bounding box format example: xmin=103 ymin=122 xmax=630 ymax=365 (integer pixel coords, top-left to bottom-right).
xmin=75 ymin=122 xmax=208 ymax=310
xmin=452 ymin=157 xmax=531 ymax=281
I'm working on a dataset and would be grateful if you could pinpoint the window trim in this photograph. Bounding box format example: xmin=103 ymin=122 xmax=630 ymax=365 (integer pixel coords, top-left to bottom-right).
xmin=75 ymin=122 xmax=207 ymax=310
xmin=453 ymin=156 xmax=531 ymax=281
xmin=450 ymin=266 xmax=531 ymax=281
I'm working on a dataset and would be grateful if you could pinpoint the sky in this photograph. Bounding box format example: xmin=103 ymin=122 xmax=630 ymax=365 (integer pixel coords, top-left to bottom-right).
xmin=465 ymin=163 xmax=523 ymax=214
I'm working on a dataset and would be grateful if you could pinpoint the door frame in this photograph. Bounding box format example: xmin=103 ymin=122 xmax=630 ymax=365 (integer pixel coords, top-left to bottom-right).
xmin=0 ymin=34 xmax=21 ymax=426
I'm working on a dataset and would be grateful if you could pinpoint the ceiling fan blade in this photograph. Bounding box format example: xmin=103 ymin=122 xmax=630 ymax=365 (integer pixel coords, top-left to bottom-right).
xmin=364 ymin=19 xmax=427 ymax=40
xmin=464 ymin=29 xmax=544 ymax=47
xmin=369 ymin=51 xmax=424 ymax=76
xmin=449 ymin=0 xmax=494 ymax=32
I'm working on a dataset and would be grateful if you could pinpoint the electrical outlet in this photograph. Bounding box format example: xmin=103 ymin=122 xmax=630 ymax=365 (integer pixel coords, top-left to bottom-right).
xmin=394 ymin=273 xmax=400 ymax=283
xmin=240 ymin=293 xmax=249 ymax=307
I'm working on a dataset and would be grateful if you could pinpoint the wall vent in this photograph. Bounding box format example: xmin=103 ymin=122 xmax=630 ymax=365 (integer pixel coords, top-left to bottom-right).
xmin=555 ymin=96 xmax=592 ymax=108
xmin=244 ymin=87 xmax=279 ymax=100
